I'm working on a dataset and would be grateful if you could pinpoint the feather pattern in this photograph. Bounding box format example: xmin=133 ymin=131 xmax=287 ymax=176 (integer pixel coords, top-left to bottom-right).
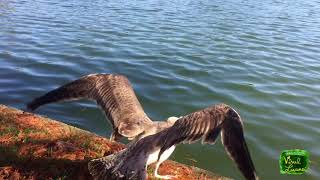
xmin=88 ymin=104 xmax=258 ymax=180
xmin=88 ymin=143 xmax=149 ymax=180
xmin=26 ymin=73 xmax=152 ymax=138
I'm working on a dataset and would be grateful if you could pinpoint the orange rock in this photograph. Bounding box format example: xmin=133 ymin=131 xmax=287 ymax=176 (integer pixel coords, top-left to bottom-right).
xmin=0 ymin=105 xmax=230 ymax=180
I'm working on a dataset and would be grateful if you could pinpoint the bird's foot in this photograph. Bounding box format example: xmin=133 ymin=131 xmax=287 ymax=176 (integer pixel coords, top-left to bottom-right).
xmin=154 ymin=174 xmax=177 ymax=179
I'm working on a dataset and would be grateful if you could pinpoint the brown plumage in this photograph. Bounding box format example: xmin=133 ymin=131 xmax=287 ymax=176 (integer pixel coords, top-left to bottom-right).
xmin=88 ymin=104 xmax=258 ymax=180
xmin=26 ymin=73 xmax=155 ymax=141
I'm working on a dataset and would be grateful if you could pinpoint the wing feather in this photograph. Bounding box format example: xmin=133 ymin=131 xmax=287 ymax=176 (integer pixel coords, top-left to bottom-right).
xmin=156 ymin=104 xmax=257 ymax=180
xmin=27 ymin=74 xmax=152 ymax=137
xmin=88 ymin=104 xmax=257 ymax=180
xmin=156 ymin=104 xmax=258 ymax=179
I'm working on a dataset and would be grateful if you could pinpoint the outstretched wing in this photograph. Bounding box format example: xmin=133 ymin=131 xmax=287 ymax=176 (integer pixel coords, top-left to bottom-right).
xmin=157 ymin=103 xmax=258 ymax=180
xmin=89 ymin=104 xmax=258 ymax=180
xmin=27 ymin=74 xmax=152 ymax=137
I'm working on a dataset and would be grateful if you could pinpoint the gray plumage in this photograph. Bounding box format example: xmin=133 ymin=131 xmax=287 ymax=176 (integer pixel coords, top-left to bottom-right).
xmin=88 ymin=104 xmax=258 ymax=180
xmin=26 ymin=73 xmax=158 ymax=141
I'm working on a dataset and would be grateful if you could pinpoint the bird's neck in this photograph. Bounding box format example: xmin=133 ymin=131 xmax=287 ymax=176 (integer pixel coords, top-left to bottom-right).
xmin=136 ymin=121 xmax=173 ymax=140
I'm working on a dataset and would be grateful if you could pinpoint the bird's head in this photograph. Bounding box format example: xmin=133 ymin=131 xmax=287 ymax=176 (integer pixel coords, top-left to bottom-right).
xmin=118 ymin=122 xmax=143 ymax=138
xmin=166 ymin=116 xmax=180 ymax=125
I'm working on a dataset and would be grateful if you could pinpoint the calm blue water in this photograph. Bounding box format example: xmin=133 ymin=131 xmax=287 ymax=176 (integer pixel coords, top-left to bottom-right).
xmin=1 ymin=0 xmax=320 ymax=179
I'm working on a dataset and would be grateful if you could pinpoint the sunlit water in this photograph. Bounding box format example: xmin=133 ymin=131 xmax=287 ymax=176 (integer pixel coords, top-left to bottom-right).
xmin=1 ymin=0 xmax=319 ymax=179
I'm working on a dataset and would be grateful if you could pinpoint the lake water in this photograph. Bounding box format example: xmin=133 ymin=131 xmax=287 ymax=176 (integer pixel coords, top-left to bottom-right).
xmin=1 ymin=0 xmax=319 ymax=179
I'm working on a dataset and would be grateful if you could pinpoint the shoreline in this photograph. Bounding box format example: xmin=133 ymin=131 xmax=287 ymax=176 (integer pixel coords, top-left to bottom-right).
xmin=0 ymin=104 xmax=231 ymax=180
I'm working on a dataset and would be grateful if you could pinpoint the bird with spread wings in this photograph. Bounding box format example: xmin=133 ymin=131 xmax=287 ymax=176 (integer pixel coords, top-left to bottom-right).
xmin=27 ymin=73 xmax=175 ymax=142
xmin=88 ymin=104 xmax=258 ymax=180
xmin=26 ymin=73 xmax=258 ymax=179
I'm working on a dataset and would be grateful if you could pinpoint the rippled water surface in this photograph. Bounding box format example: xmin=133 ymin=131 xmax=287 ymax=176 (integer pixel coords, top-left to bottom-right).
xmin=1 ymin=0 xmax=320 ymax=179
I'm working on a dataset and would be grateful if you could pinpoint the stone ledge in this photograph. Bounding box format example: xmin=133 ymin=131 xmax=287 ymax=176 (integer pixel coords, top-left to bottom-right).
xmin=0 ymin=104 xmax=231 ymax=180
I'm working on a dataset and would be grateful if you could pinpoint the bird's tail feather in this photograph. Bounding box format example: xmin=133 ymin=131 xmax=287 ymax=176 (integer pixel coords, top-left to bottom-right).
xmin=88 ymin=151 xmax=147 ymax=180
xmin=88 ymin=155 xmax=118 ymax=180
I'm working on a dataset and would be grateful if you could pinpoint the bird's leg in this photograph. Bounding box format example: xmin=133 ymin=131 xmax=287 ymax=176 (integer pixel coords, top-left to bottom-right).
xmin=154 ymin=161 xmax=177 ymax=179
xmin=109 ymin=130 xmax=123 ymax=142
xmin=109 ymin=132 xmax=116 ymax=141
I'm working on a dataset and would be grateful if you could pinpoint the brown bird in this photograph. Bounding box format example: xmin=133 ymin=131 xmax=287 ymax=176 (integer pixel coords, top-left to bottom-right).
xmin=88 ymin=104 xmax=258 ymax=180
xmin=26 ymin=73 xmax=176 ymax=142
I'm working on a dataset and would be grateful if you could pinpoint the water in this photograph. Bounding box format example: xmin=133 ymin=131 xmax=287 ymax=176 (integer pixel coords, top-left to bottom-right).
xmin=1 ymin=0 xmax=319 ymax=179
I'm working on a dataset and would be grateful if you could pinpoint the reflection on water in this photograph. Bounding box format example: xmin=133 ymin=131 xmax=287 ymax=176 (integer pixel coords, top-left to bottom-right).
xmin=0 ymin=0 xmax=319 ymax=179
